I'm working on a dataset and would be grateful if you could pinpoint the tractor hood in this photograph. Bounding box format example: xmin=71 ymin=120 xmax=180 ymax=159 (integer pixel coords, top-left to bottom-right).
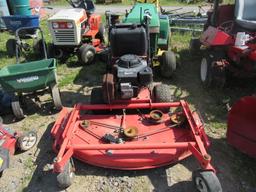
xmin=124 ymin=3 xmax=160 ymax=33
xmin=48 ymin=8 xmax=87 ymax=22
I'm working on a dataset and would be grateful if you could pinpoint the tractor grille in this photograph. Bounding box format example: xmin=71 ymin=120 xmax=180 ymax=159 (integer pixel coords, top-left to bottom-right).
xmin=54 ymin=30 xmax=76 ymax=43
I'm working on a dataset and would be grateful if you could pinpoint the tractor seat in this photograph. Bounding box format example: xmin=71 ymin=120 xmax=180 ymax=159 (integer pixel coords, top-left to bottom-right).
xmin=235 ymin=0 xmax=256 ymax=30
xmin=110 ymin=24 xmax=147 ymax=57
xmin=70 ymin=0 xmax=95 ymax=13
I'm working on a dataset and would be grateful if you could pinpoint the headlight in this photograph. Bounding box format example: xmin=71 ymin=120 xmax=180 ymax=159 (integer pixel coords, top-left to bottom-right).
xmin=67 ymin=22 xmax=73 ymax=29
xmin=52 ymin=22 xmax=59 ymax=29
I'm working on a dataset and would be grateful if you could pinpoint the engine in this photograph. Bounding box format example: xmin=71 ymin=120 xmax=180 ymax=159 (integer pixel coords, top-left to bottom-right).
xmin=114 ymin=54 xmax=153 ymax=99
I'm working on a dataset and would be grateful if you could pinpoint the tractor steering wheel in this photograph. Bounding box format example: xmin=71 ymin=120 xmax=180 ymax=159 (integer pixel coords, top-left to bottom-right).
xmin=218 ymin=20 xmax=234 ymax=34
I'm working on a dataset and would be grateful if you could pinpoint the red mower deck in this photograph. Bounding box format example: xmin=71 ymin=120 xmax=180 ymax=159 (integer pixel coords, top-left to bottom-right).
xmin=227 ymin=96 xmax=256 ymax=158
xmin=51 ymin=100 xmax=215 ymax=173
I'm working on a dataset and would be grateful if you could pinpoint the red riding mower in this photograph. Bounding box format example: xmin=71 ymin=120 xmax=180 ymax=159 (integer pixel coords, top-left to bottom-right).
xmin=191 ymin=0 xmax=256 ymax=88
xmin=47 ymin=0 xmax=105 ymax=64
xmin=0 ymin=117 xmax=37 ymax=177
xmin=51 ymin=12 xmax=222 ymax=192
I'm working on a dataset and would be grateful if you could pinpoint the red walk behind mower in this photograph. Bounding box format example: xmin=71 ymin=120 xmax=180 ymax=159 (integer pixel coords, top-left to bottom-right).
xmin=47 ymin=0 xmax=104 ymax=64
xmin=227 ymin=96 xmax=256 ymax=158
xmin=0 ymin=117 xmax=37 ymax=177
xmin=196 ymin=0 xmax=256 ymax=88
xmin=51 ymin=12 xmax=222 ymax=192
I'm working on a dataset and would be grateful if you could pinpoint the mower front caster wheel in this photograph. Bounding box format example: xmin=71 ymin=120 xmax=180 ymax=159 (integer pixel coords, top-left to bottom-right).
xmin=78 ymin=44 xmax=96 ymax=65
xmin=193 ymin=170 xmax=222 ymax=192
xmin=11 ymin=99 xmax=24 ymax=119
xmin=50 ymin=83 xmax=62 ymax=110
xmin=57 ymin=159 xmax=75 ymax=189
xmin=160 ymin=51 xmax=176 ymax=78
xmin=17 ymin=131 xmax=38 ymax=151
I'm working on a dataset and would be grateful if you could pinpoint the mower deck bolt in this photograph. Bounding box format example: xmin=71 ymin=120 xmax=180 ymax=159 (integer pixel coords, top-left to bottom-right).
xmin=203 ymin=154 xmax=211 ymax=161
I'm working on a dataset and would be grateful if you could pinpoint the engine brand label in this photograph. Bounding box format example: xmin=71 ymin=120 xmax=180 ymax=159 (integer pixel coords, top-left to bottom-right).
xmin=17 ymin=76 xmax=39 ymax=83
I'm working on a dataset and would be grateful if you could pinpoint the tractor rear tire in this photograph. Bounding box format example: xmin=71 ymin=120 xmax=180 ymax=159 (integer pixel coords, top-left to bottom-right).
xmin=189 ymin=38 xmax=201 ymax=54
xmin=17 ymin=131 xmax=38 ymax=151
xmin=193 ymin=170 xmax=222 ymax=192
xmin=78 ymin=44 xmax=96 ymax=65
xmin=153 ymin=84 xmax=174 ymax=103
xmin=50 ymin=83 xmax=62 ymax=110
xmin=160 ymin=51 xmax=176 ymax=78
xmin=57 ymin=159 xmax=75 ymax=189
xmin=11 ymin=99 xmax=24 ymax=119
xmin=6 ymin=39 xmax=17 ymax=57
xmin=200 ymin=53 xmax=226 ymax=88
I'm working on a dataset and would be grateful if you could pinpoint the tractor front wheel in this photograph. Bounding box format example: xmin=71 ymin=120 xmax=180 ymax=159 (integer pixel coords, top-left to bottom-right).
xmin=57 ymin=158 xmax=75 ymax=189
xmin=6 ymin=39 xmax=17 ymax=57
xmin=17 ymin=131 xmax=38 ymax=151
xmin=200 ymin=54 xmax=226 ymax=88
xmin=11 ymin=98 xmax=24 ymax=119
xmin=78 ymin=44 xmax=96 ymax=65
xmin=193 ymin=170 xmax=222 ymax=192
xmin=160 ymin=51 xmax=176 ymax=78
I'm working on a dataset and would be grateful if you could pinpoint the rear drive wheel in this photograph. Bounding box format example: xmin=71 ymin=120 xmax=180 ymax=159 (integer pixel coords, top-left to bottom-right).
xmin=6 ymin=39 xmax=17 ymax=57
xmin=160 ymin=51 xmax=176 ymax=78
xmin=200 ymin=54 xmax=226 ymax=88
xmin=153 ymin=84 xmax=174 ymax=103
xmin=50 ymin=83 xmax=62 ymax=110
xmin=57 ymin=158 xmax=75 ymax=189
xmin=90 ymin=87 xmax=108 ymax=114
xmin=153 ymin=84 xmax=174 ymax=112
xmin=11 ymin=99 xmax=24 ymax=119
xmin=193 ymin=170 xmax=222 ymax=192
xmin=78 ymin=44 xmax=96 ymax=65
xmin=17 ymin=131 xmax=38 ymax=151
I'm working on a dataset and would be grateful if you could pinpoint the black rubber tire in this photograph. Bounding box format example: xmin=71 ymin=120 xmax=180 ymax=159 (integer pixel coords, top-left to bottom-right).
xmin=6 ymin=39 xmax=16 ymax=57
xmin=11 ymin=99 xmax=24 ymax=119
xmin=57 ymin=159 xmax=75 ymax=189
xmin=48 ymin=43 xmax=64 ymax=59
xmin=153 ymin=84 xmax=174 ymax=103
xmin=78 ymin=44 xmax=96 ymax=65
xmin=50 ymin=83 xmax=62 ymax=110
xmin=90 ymin=87 xmax=109 ymax=114
xmin=189 ymin=38 xmax=201 ymax=54
xmin=200 ymin=53 xmax=226 ymax=88
xmin=34 ymin=39 xmax=47 ymax=58
xmin=95 ymin=23 xmax=105 ymax=43
xmin=193 ymin=170 xmax=222 ymax=192
xmin=17 ymin=131 xmax=38 ymax=151
xmin=0 ymin=171 xmax=3 ymax=177
xmin=153 ymin=84 xmax=174 ymax=112
xmin=160 ymin=51 xmax=176 ymax=78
